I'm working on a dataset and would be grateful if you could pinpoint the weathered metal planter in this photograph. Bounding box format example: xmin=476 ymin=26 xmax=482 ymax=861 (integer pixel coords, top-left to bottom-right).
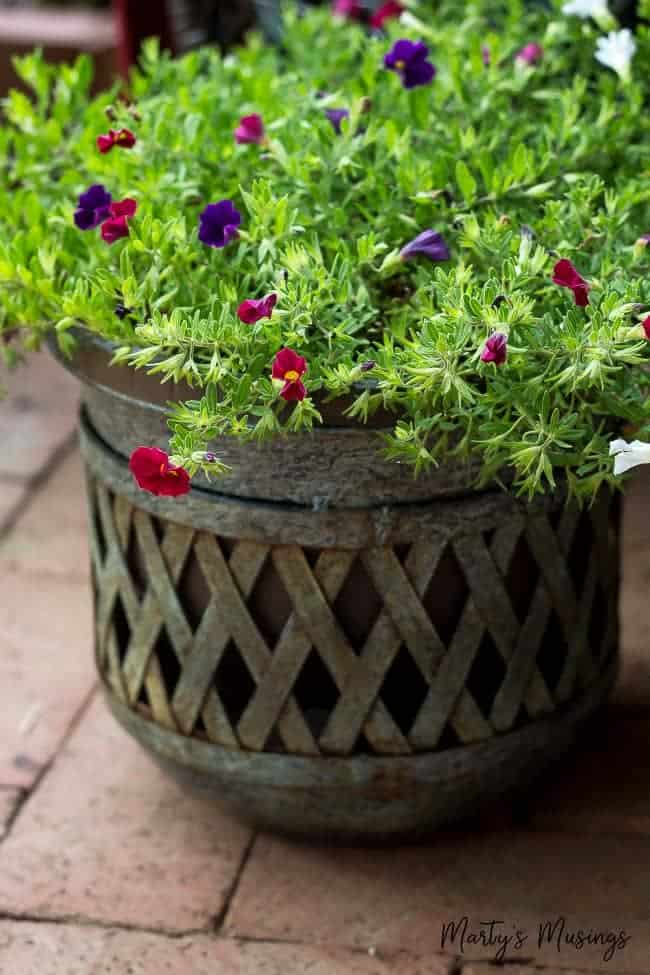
xmin=52 ymin=330 xmax=620 ymax=840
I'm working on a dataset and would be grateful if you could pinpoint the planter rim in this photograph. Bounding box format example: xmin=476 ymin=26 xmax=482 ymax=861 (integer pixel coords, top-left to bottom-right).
xmin=47 ymin=327 xmax=397 ymax=431
xmin=79 ymin=407 xmax=558 ymax=547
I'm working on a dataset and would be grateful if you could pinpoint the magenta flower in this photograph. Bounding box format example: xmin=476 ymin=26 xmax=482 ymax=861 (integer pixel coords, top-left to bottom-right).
xmin=400 ymin=230 xmax=450 ymax=262
xmin=332 ymin=0 xmax=362 ymax=18
xmin=74 ymin=184 xmax=112 ymax=230
xmin=325 ymin=108 xmax=350 ymax=133
xmin=516 ymin=43 xmax=544 ymax=65
xmin=642 ymin=316 xmax=650 ymax=339
xmin=482 ymin=45 xmax=491 ymax=66
xmin=235 ymin=114 xmax=265 ymax=145
xmin=198 ymin=200 xmax=241 ymax=248
xmin=384 ymin=39 xmax=436 ymax=89
xmin=370 ymin=1 xmax=403 ymax=28
xmin=481 ymin=333 xmax=508 ymax=365
xmin=238 ymin=292 xmax=277 ymax=324
xmin=552 ymin=259 xmax=590 ymax=307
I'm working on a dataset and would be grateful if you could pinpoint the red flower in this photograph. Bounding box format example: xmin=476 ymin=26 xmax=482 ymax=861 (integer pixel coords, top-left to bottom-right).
xmin=97 ymin=128 xmax=136 ymax=154
xmin=238 ymin=293 xmax=277 ymax=324
xmin=129 ymin=447 xmax=191 ymax=497
xmin=101 ymin=198 xmax=137 ymax=244
xmin=552 ymin=259 xmax=590 ymax=307
xmin=370 ymin=1 xmax=403 ymax=28
xmin=642 ymin=316 xmax=650 ymax=340
xmin=272 ymin=347 xmax=308 ymax=402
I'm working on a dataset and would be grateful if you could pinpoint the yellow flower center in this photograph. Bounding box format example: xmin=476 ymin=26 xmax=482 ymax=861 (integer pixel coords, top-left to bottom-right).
xmin=160 ymin=462 xmax=178 ymax=477
xmin=395 ymin=60 xmax=406 ymax=71
xmin=284 ymin=370 xmax=300 ymax=382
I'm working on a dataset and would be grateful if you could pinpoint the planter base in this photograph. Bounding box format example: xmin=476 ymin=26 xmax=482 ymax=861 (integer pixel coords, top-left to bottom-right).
xmin=104 ymin=658 xmax=617 ymax=841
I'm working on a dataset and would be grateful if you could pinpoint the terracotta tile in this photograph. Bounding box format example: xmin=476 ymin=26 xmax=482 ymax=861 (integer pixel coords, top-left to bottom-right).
xmin=526 ymin=718 xmax=650 ymax=834
xmin=225 ymin=832 xmax=650 ymax=971
xmin=0 ymin=697 xmax=251 ymax=932
xmin=0 ymin=789 xmax=22 ymax=841
xmin=462 ymin=968 xmax=612 ymax=975
xmin=0 ymin=571 xmax=95 ymax=788
xmin=0 ymin=480 xmax=28 ymax=533
xmin=0 ymin=452 xmax=89 ymax=579
xmin=0 ymin=924 xmax=446 ymax=975
xmin=0 ymin=352 xmax=79 ymax=481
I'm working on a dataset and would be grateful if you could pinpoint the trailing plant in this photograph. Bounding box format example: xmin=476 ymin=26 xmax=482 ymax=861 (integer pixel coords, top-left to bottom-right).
xmin=2 ymin=0 xmax=650 ymax=499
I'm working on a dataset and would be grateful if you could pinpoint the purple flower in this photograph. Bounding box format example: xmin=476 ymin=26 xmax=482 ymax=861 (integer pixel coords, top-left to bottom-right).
xmin=400 ymin=230 xmax=450 ymax=262
xmin=481 ymin=332 xmax=508 ymax=365
xmin=360 ymin=360 xmax=376 ymax=372
xmin=516 ymin=42 xmax=544 ymax=65
xmin=325 ymin=108 xmax=350 ymax=133
xmin=384 ymin=39 xmax=436 ymax=89
xmin=74 ymin=184 xmax=112 ymax=230
xmin=198 ymin=200 xmax=241 ymax=249
xmin=481 ymin=45 xmax=491 ymax=67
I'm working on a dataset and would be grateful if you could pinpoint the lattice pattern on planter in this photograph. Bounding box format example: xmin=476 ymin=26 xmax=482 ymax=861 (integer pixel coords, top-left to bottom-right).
xmin=86 ymin=473 xmax=618 ymax=758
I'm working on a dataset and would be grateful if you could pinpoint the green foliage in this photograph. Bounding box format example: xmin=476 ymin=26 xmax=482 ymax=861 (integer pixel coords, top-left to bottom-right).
xmin=2 ymin=1 xmax=650 ymax=497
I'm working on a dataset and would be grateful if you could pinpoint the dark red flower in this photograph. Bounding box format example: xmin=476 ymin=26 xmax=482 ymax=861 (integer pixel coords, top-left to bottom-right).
xmin=238 ymin=293 xmax=277 ymax=324
xmin=370 ymin=1 xmax=403 ymax=28
xmin=272 ymin=347 xmax=308 ymax=401
xmin=101 ymin=198 xmax=137 ymax=244
xmin=552 ymin=259 xmax=590 ymax=307
xmin=129 ymin=447 xmax=191 ymax=497
xmin=97 ymin=128 xmax=136 ymax=154
xmin=642 ymin=316 xmax=650 ymax=339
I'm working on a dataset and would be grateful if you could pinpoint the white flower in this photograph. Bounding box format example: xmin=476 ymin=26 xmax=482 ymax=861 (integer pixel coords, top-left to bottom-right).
xmin=562 ymin=0 xmax=610 ymax=18
xmin=595 ymin=29 xmax=636 ymax=82
xmin=610 ymin=438 xmax=650 ymax=476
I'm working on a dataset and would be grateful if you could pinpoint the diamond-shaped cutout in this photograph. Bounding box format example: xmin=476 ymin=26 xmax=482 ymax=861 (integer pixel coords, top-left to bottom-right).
xmin=588 ymin=584 xmax=610 ymax=663
xmin=379 ymin=646 xmax=429 ymax=736
xmin=126 ymin=521 xmax=148 ymax=599
xmin=248 ymin=553 xmax=293 ymax=648
xmin=155 ymin=625 xmax=183 ymax=699
xmin=422 ymin=545 xmax=469 ymax=646
xmin=465 ymin=632 xmax=507 ymax=716
xmin=176 ymin=548 xmax=210 ymax=633
xmin=292 ymin=650 xmax=340 ymax=738
xmin=536 ymin=611 xmax=569 ymax=693
xmin=214 ymin=640 xmax=257 ymax=726
xmin=332 ymin=557 xmax=383 ymax=652
xmin=567 ymin=509 xmax=593 ymax=598
xmin=505 ymin=534 xmax=540 ymax=624
xmin=112 ymin=593 xmax=131 ymax=662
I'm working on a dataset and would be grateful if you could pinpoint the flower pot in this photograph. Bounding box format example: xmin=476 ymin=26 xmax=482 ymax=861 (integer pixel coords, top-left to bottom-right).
xmin=51 ymin=330 xmax=620 ymax=841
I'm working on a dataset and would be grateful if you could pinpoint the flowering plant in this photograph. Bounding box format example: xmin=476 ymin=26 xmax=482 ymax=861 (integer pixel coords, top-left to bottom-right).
xmin=2 ymin=0 xmax=650 ymax=500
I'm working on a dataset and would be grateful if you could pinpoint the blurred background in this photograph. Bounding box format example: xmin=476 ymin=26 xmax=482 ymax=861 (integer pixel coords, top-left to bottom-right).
xmin=0 ymin=0 xmax=642 ymax=96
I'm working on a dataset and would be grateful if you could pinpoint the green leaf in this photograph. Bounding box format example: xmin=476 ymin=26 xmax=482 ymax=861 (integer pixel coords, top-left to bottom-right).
xmin=456 ymin=161 xmax=477 ymax=204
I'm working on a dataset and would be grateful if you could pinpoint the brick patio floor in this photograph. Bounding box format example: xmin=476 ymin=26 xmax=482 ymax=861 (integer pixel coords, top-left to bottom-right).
xmin=1 ymin=352 xmax=650 ymax=974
